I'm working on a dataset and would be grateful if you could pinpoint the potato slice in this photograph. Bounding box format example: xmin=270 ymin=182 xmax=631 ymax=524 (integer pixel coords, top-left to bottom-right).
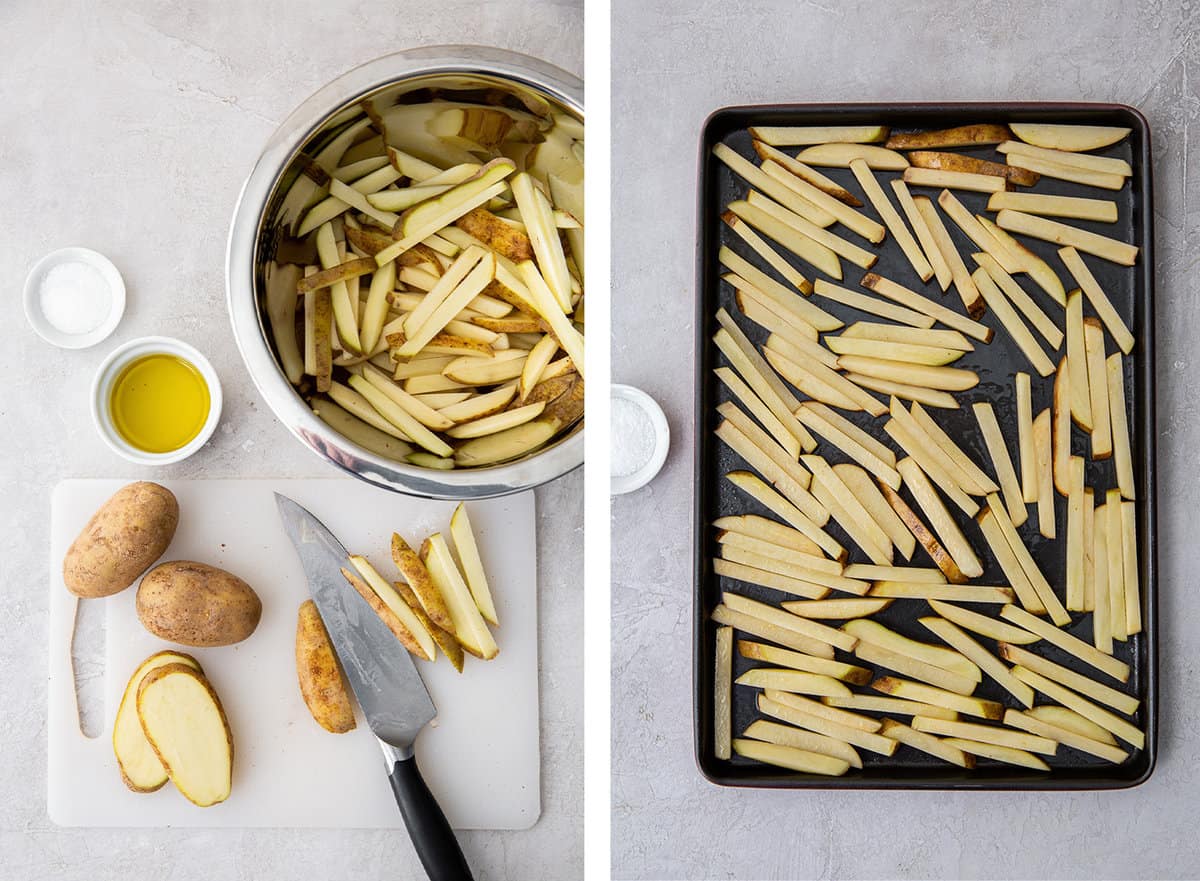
xmin=756 ymin=695 xmax=897 ymax=755
xmin=442 ymin=352 xmax=528 ymax=386
xmin=1028 ymin=706 xmax=1118 ymax=745
xmin=713 ymin=143 xmax=837 ymax=226
xmin=942 ymin=738 xmax=1051 ymax=771
xmin=1007 ymin=123 xmax=1130 ymax=152
xmin=1004 ymin=710 xmax=1128 ymax=764
xmin=714 ymin=559 xmax=829 ymax=601
xmin=971 ymin=266 xmax=1055 ymax=377
xmin=878 ymin=719 xmax=974 ymax=768
xmin=721 ymin=212 xmax=810 ymax=292
xmin=751 ymin=143 xmax=881 ymax=236
xmin=341 ymin=565 xmax=436 ymax=661
xmin=972 ymin=253 xmax=1062 ymax=350
xmin=136 ymin=664 xmax=234 ymax=807
xmin=448 ymin=503 xmax=497 ymax=627
xmin=1004 ymin=154 xmax=1125 ymax=190
xmin=1012 ymin=373 xmax=1037 ymax=505
xmin=295 ymin=600 xmax=357 ymax=733
xmin=973 ymin=402 xmax=1026 ymax=527
xmin=742 ymin=720 xmax=862 ymax=768
xmin=996 ymin=211 xmax=1139 ymax=267
xmin=764 ymin=691 xmax=881 ymax=732
xmin=316 ymin=223 xmax=362 ymax=355
xmin=998 ymin=643 xmax=1138 ymax=715
xmin=1122 ymin=502 xmax=1141 ymax=634
xmin=1083 ymin=489 xmax=1097 ymax=612
xmin=327 ymin=381 xmax=412 ymax=440
xmin=895 ymin=458 xmax=983 ymax=579
xmin=907 ymin=151 xmax=1039 ymax=186
xmin=768 ymin=347 xmax=886 ymax=416
xmin=911 ymin=195 xmax=954 ymax=291
xmin=735 ymin=669 xmax=852 ymax=697
xmin=731 ymin=737 xmax=849 ymax=776
xmin=796 ymin=402 xmax=899 ymax=483
xmin=711 ymin=604 xmax=833 ymax=657
xmin=1033 ymin=407 xmax=1055 ymax=537
xmin=725 ymin=470 xmax=843 ymax=560
xmin=750 ymin=125 xmax=888 ymax=145
xmin=735 ymin=284 xmax=819 ymax=343
xmin=794 ymin=143 xmax=909 ymax=170
xmin=885 ymin=124 xmax=1011 ymax=149
xmin=748 ymin=185 xmax=878 ymax=269
xmin=720 ymin=246 xmax=834 ymax=328
xmin=765 ymin=329 xmax=838 ymax=370
xmin=1000 ymin=605 xmax=1130 ymax=682
xmin=827 ymin=696 xmax=960 ymax=722
xmin=907 ymin=401 xmax=998 ymax=495
xmin=980 ymin=215 xmax=1067 ymax=305
xmin=844 ymin=619 xmax=979 ymax=679
xmin=877 ymin=482 xmax=967 ymax=583
xmin=114 ymin=651 xmax=202 ymax=792
xmin=347 ymin=375 xmax=453 ymax=457
xmin=445 ymin=402 xmax=544 ymax=439
xmin=751 ymin=141 xmax=864 ymax=207
xmin=853 ymin=641 xmax=978 ymax=695
xmin=723 ymin=592 xmax=857 ymax=651
xmin=870 ymin=583 xmax=1014 ymax=604
xmin=728 ymin=199 xmax=842 ymax=280
xmin=1065 ymin=456 xmax=1086 ymax=611
xmin=1012 ymin=667 xmax=1144 ymax=749
xmin=859 ymin=272 xmax=991 ymax=342
xmin=844 ymin=564 xmax=944 ymax=583
xmin=1106 ymin=354 xmax=1136 ymax=499
xmin=849 ymin=158 xmax=933 ymax=281
xmin=714 ymin=625 xmax=733 ymax=760
xmin=738 ymin=640 xmax=872 ymax=684
xmin=1064 ymin=290 xmax=1094 ymax=429
xmin=927 ymin=600 xmax=1038 ymax=644
xmin=717 ymin=406 xmax=822 ymax=515
xmin=884 ymin=420 xmax=978 ymax=516
xmin=837 ymin=355 xmax=978 ymax=392
xmin=812 ymin=280 xmax=934 ymax=328
xmin=989 ymin=493 xmax=1070 ymax=623
xmin=1106 ymin=491 xmax=1128 ymax=643
xmin=902 ymin=167 xmax=1006 ymax=193
xmin=833 ymin=464 xmax=917 ymax=559
xmin=1059 ymin=247 xmax=1136 ymax=356
xmin=420 ymin=534 xmax=498 ymax=660
xmin=846 ymin=374 xmax=959 ymax=410
xmin=359 ymin=364 xmax=454 ymax=431
xmin=716 ymin=531 xmax=836 ymax=575
xmin=997 ymin=139 xmax=1131 ymax=176
xmin=805 ymin=458 xmax=894 ymax=564
xmin=1052 ymin=359 xmax=1072 ymax=496
xmin=389 ymin=578 xmax=462 ymax=672
xmin=1081 ymin=319 xmax=1113 ymax=459
xmin=781 ymin=598 xmax=893 ymax=619
xmin=987 ymin=191 xmax=1118 ymax=223
xmin=919 ymin=616 xmax=1033 ymax=707
xmin=913 ymin=716 xmax=1056 ymax=755
xmin=826 ymin=335 xmax=962 ymax=366
xmin=720 ymin=546 xmax=860 ymax=597
xmin=937 ymin=189 xmax=1023 ymax=274
xmin=871 ymin=676 xmax=1003 ymax=720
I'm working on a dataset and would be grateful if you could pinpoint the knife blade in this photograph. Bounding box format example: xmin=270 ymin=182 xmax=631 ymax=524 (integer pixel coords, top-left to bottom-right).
xmin=274 ymin=493 xmax=474 ymax=881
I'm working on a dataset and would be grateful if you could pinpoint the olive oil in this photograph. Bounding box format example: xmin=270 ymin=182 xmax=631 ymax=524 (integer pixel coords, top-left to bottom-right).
xmin=110 ymin=353 xmax=210 ymax=453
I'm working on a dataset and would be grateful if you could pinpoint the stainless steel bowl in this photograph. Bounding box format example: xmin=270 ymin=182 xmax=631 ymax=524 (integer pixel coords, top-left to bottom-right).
xmin=227 ymin=46 xmax=583 ymax=499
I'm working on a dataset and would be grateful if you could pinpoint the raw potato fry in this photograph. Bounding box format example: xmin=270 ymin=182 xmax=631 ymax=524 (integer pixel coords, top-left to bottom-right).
xmin=997 ymin=643 xmax=1138 ymax=715
xmin=849 ymin=158 xmax=933 ymax=281
xmin=1033 ymin=408 xmax=1055 ymax=537
xmin=715 ymin=626 xmax=733 ymax=760
xmin=973 ymin=402 xmax=1026 ymax=527
xmin=1083 ymin=490 xmax=1096 ymax=612
xmin=895 ymin=459 xmax=983 ymax=578
xmin=1052 ymin=359 xmax=1071 ymax=496
xmin=794 ymin=143 xmax=909 ymax=170
xmin=1065 ymin=290 xmax=1094 ymax=429
xmin=971 ymin=266 xmax=1055 ymax=377
xmin=1083 ymin=319 xmax=1113 ymax=459
xmin=731 ymin=738 xmax=850 ymax=776
xmin=1028 ymin=707 xmax=1116 ymax=746
xmin=455 ymin=207 xmax=533 ymax=261
xmin=846 ymin=374 xmax=959 ymax=410
xmin=902 ymin=167 xmax=1007 ymax=193
xmin=504 ymin=172 xmax=572 ymax=307
xmin=916 ymin=196 xmax=987 ymax=316
xmin=1122 ymin=502 xmax=1141 ymax=635
xmin=757 ymin=694 xmax=898 ymax=756
xmin=398 ymin=253 xmax=497 ymax=357
xmin=297 ymin=257 xmax=378 ymax=294
xmin=907 ymin=151 xmax=1039 ymax=186
xmin=996 ymin=211 xmax=1139 ymax=267
xmin=437 ymin=385 xmax=517 ymax=422
xmin=729 ymin=199 xmax=842 ymax=280
xmin=972 ymin=253 xmax=1062 ymax=350
xmin=912 ymin=716 xmax=1057 ymax=755
xmin=766 ymin=348 xmax=867 ymax=412
xmin=942 ymin=738 xmax=1051 ymax=771
xmin=712 ymin=603 xmax=833 ymax=657
xmin=715 ymin=559 xmax=829 ymax=601
xmin=742 ymin=720 xmax=863 ymax=768
xmin=1012 ymin=667 xmax=1144 ymax=750
xmin=766 ymin=329 xmax=838 ymax=371
xmin=871 ymin=583 xmax=1014 ymax=604
xmin=1015 ymin=373 xmax=1037 ymax=503
xmin=312 ymin=400 xmax=413 ymax=461
xmin=750 ymin=125 xmax=888 ymax=145
xmin=360 ymin=365 xmax=454 ymax=431
xmin=391 ymin=578 xmax=463 ymax=673
xmin=890 ymin=181 xmax=953 ymax=289
xmin=421 ymin=534 xmax=498 ymax=661
xmin=804 ymin=457 xmax=893 ymax=562
xmin=827 ymin=695 xmax=959 ymax=721
xmin=715 ymin=514 xmax=824 ymax=557
xmin=721 ymin=212 xmax=811 ymax=292
xmin=327 ymin=381 xmax=411 ymax=441
xmin=1059 ymin=249 xmax=1137 ymax=360
xmin=724 ymin=592 xmax=858 ymax=651
xmin=979 ymin=215 xmax=1068 ymax=306
xmin=518 ymin=333 xmax=558 ymax=401
xmin=1004 ymin=710 xmax=1128 ymax=764
xmin=1004 ymin=153 xmax=1125 ymax=190
xmin=937 ymin=189 xmax=1023 ymax=274
xmin=1001 ymin=604 xmax=1130 ymax=682
xmin=1106 ymin=491 xmax=1127 ymax=643
xmin=738 ymin=640 xmax=872 ymax=684
xmin=752 ymin=142 xmax=882 ymax=237
xmin=713 ymin=369 xmax=800 ymax=461
xmin=713 ymin=143 xmax=837 ymax=227
xmin=878 ymin=719 xmax=974 ymax=768
xmin=348 ymin=375 xmax=454 ymax=457
xmin=911 ymin=195 xmax=954 ymax=291
xmin=908 ymin=401 xmax=998 ymax=495
xmin=1008 ymin=123 xmax=1130 ymax=152
xmin=851 ymin=641 xmax=979 ymax=695
xmin=919 ymin=616 xmax=1034 ymax=707
xmin=826 ymin=335 xmax=962 ymax=366
xmin=751 ymin=141 xmax=863 ymax=207
xmin=833 ymin=465 xmax=917 ymax=559
xmin=747 ymin=186 xmax=878 ymax=270
xmin=716 ymin=408 xmax=821 ymax=517
xmin=871 ymin=676 xmax=1004 ymax=720
xmin=448 ymin=503 xmax=497 ymax=627
xmin=812 ymin=280 xmax=934 ymax=328
xmin=735 ymin=284 xmax=819 ymax=343
xmin=717 ymin=532 xmax=836 ymax=576
xmin=725 ymin=471 xmax=843 ymax=560
xmin=885 ymin=124 xmax=1011 ymax=150
xmin=997 ymin=139 xmax=1132 ymax=176
xmin=845 ymin=621 xmax=982 ymax=684
xmin=877 ymin=482 xmax=968 ymax=583
xmin=782 ymin=598 xmax=893 ymax=619
xmin=989 ymin=492 xmax=1070 ymax=624
xmin=735 ymin=669 xmax=851 ymax=698
xmin=1107 ymin=354 xmax=1136 ymax=499
xmin=927 ymin=600 xmax=1039 ymax=644
xmin=987 ymin=191 xmax=1118 ymax=223
xmin=884 ymin=420 xmax=978 ymax=517
xmin=390 ymin=533 xmax=455 ymax=635
xmin=341 ymin=566 xmax=435 ymax=661
xmin=796 ymin=403 xmax=899 ymax=484
xmin=316 ymin=223 xmax=362 ymax=355
xmin=836 ymin=355 xmax=978 ymax=392
xmin=860 ymin=272 xmax=991 ymax=342
xmin=1093 ymin=507 xmax=1112 ymax=652
xmin=1066 ymin=456 xmax=1086 ymax=611
xmin=720 ymin=546 xmax=856 ymax=598
xmin=844 ymin=564 xmax=944 ymax=583
xmin=764 ymin=691 xmax=882 ymax=732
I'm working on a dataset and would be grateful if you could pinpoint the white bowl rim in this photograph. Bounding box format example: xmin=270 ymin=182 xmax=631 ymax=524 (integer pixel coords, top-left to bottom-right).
xmin=610 ymin=383 xmax=670 ymax=495
xmin=90 ymin=335 xmax=224 ymax=466
xmin=22 ymin=247 xmax=126 ymax=349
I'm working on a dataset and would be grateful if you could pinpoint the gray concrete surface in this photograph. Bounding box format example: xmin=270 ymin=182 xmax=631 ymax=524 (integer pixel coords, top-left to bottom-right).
xmin=0 ymin=2 xmax=582 ymax=879
xmin=611 ymin=2 xmax=1199 ymax=878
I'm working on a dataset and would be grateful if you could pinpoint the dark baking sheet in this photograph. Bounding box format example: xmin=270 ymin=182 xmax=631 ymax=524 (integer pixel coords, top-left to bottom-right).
xmin=692 ymin=103 xmax=1157 ymax=789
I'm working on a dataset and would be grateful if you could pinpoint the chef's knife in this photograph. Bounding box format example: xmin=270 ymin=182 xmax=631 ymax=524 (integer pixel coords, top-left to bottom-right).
xmin=275 ymin=493 xmax=474 ymax=881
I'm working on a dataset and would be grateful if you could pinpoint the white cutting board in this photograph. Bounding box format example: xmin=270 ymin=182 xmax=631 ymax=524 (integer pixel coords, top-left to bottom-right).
xmin=47 ymin=479 xmax=540 ymax=829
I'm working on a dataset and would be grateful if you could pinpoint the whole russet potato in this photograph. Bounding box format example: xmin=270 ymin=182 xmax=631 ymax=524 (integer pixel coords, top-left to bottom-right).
xmin=63 ymin=482 xmax=180 ymax=598
xmin=137 ymin=561 xmax=262 ymax=647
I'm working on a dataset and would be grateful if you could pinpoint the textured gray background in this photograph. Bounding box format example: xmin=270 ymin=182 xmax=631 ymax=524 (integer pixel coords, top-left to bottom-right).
xmin=0 ymin=2 xmax=582 ymax=879
xmin=611 ymin=1 xmax=1199 ymax=879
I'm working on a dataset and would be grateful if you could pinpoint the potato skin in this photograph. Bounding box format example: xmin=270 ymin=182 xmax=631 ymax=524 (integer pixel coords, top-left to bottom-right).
xmin=63 ymin=482 xmax=179 ymax=598
xmin=137 ymin=561 xmax=262 ymax=647
xmin=295 ymin=600 xmax=356 ymax=733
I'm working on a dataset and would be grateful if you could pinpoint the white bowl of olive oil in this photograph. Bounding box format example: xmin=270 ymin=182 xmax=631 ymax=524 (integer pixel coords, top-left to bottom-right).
xmin=91 ymin=336 xmax=223 ymax=465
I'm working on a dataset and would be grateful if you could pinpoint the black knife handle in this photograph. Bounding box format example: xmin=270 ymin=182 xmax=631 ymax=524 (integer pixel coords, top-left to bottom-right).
xmin=388 ymin=755 xmax=475 ymax=881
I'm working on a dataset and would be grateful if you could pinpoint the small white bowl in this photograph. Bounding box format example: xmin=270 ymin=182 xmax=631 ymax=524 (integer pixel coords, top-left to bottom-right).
xmin=23 ymin=247 xmax=126 ymax=349
xmin=611 ymin=384 xmax=670 ymax=495
xmin=91 ymin=336 xmax=223 ymax=465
